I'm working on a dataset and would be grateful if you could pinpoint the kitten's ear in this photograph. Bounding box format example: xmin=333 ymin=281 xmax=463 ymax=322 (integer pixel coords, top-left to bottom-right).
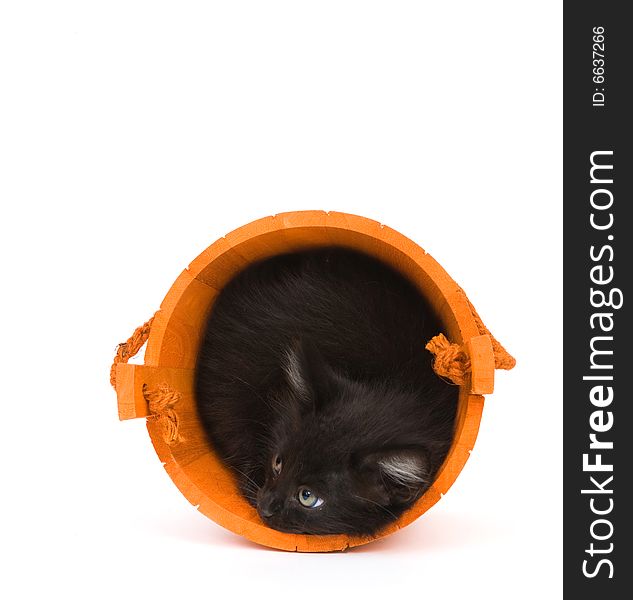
xmin=284 ymin=338 xmax=336 ymax=410
xmin=356 ymin=447 xmax=430 ymax=506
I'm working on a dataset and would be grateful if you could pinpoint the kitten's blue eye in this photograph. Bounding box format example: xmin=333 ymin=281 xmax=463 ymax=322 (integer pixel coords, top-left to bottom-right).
xmin=298 ymin=487 xmax=324 ymax=508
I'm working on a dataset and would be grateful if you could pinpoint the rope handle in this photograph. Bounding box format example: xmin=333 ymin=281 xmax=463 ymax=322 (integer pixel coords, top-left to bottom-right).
xmin=425 ymin=296 xmax=516 ymax=389
xmin=110 ymin=313 xmax=183 ymax=445
xmin=110 ymin=315 xmax=155 ymax=389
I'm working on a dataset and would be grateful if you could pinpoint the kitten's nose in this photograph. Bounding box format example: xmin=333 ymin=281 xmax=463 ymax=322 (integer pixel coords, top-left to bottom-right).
xmin=258 ymin=494 xmax=283 ymax=519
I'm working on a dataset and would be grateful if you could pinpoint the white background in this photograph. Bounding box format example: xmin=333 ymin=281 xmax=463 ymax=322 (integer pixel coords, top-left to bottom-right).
xmin=0 ymin=2 xmax=562 ymax=599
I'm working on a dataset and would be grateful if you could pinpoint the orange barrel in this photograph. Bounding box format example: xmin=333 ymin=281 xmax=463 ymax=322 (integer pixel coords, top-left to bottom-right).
xmin=111 ymin=211 xmax=514 ymax=552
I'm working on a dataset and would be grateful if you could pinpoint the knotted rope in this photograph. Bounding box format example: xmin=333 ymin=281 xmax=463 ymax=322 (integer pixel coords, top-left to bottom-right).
xmin=425 ymin=296 xmax=516 ymax=386
xmin=143 ymin=383 xmax=184 ymax=445
xmin=425 ymin=333 xmax=471 ymax=385
xmin=110 ymin=313 xmax=183 ymax=445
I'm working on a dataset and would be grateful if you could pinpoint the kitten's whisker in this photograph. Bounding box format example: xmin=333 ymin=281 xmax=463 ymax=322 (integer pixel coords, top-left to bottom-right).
xmin=229 ymin=373 xmax=287 ymax=421
xmin=262 ymin=395 xmax=287 ymax=419
xmin=229 ymin=375 xmax=265 ymax=397
xmin=230 ymin=466 xmax=261 ymax=492
xmin=352 ymin=494 xmax=398 ymax=520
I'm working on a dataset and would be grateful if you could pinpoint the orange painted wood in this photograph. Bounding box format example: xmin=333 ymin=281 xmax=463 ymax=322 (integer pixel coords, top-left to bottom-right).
xmin=115 ymin=363 xmax=145 ymax=420
xmin=116 ymin=210 xmax=502 ymax=552
xmin=467 ymin=334 xmax=495 ymax=395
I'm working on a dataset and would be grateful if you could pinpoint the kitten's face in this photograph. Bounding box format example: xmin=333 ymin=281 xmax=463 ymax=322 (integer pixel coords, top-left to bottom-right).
xmin=256 ymin=440 xmax=428 ymax=536
xmin=256 ymin=446 xmax=367 ymax=535
xmin=255 ymin=341 xmax=430 ymax=536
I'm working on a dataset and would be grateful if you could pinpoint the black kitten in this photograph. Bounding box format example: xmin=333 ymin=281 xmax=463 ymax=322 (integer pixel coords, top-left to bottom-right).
xmin=195 ymin=247 xmax=457 ymax=536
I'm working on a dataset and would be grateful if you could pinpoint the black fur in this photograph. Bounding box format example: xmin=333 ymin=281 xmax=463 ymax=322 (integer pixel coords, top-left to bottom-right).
xmin=194 ymin=247 xmax=458 ymax=536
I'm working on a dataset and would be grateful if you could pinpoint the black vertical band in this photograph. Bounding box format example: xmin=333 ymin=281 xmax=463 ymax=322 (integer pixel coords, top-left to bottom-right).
xmin=564 ymin=2 xmax=632 ymax=596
